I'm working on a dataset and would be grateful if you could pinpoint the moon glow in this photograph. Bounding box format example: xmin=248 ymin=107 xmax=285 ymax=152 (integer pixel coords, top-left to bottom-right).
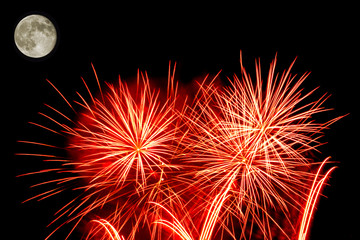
xmin=14 ymin=14 xmax=57 ymax=58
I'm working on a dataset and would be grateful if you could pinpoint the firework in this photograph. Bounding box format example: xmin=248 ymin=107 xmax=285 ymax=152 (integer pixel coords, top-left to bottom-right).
xmin=18 ymin=54 xmax=343 ymax=240
xmin=178 ymin=53 xmax=343 ymax=239
xmin=18 ymin=63 xmax=186 ymax=240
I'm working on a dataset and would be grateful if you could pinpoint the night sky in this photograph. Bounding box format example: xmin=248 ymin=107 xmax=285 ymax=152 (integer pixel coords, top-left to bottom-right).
xmin=4 ymin=3 xmax=359 ymax=240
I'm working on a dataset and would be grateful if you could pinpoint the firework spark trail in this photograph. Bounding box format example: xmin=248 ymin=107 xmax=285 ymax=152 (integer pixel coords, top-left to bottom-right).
xmin=152 ymin=171 xmax=236 ymax=240
xmin=18 ymin=63 xmax=186 ymax=240
xmin=87 ymin=219 xmax=125 ymax=240
xmin=179 ymin=53 xmax=343 ymax=239
xmin=298 ymin=157 xmax=336 ymax=240
xmin=199 ymin=172 xmax=236 ymax=240
xmin=153 ymin=202 xmax=194 ymax=240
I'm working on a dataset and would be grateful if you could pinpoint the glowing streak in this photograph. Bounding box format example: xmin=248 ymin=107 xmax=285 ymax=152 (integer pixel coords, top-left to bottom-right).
xmin=298 ymin=158 xmax=336 ymax=240
xmin=152 ymin=201 xmax=193 ymax=240
xmin=199 ymin=173 xmax=236 ymax=240
xmin=88 ymin=219 xmax=125 ymax=240
xmin=46 ymin=79 xmax=75 ymax=112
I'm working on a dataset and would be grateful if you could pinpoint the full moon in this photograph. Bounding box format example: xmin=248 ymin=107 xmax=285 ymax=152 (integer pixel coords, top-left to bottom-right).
xmin=14 ymin=14 xmax=57 ymax=58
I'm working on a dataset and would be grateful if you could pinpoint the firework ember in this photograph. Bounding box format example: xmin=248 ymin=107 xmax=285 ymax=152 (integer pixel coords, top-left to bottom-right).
xmin=18 ymin=54 xmax=344 ymax=240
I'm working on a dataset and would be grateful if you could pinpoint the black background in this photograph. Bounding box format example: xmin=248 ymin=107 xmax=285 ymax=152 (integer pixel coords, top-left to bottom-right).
xmin=4 ymin=3 xmax=359 ymax=240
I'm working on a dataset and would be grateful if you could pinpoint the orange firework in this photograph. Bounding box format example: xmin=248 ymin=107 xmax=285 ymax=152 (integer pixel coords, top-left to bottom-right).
xmin=17 ymin=54 xmax=344 ymax=240
xmin=18 ymin=63 xmax=186 ymax=240
xmin=179 ymin=53 xmax=343 ymax=239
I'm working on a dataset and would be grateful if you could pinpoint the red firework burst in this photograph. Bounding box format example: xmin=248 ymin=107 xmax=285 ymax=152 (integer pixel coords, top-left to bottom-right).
xmin=17 ymin=54 xmax=344 ymax=240
xmin=176 ymin=53 xmax=344 ymax=239
xmin=18 ymin=63 xmax=186 ymax=240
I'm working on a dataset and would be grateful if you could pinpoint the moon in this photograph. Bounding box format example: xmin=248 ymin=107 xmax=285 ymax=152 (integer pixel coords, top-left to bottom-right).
xmin=14 ymin=14 xmax=57 ymax=58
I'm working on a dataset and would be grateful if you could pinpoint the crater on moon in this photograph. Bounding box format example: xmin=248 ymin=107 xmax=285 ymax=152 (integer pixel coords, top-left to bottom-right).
xmin=14 ymin=14 xmax=57 ymax=58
